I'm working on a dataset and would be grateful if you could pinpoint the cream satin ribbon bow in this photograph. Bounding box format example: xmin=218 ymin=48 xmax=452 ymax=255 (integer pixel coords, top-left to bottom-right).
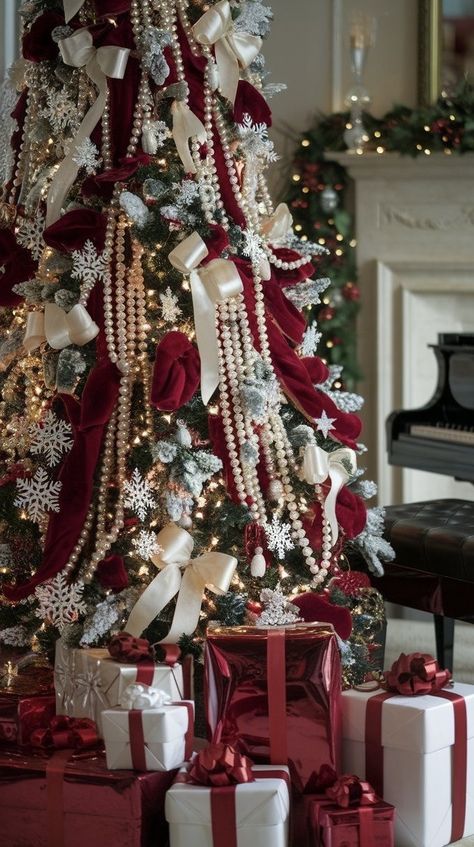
xmin=63 ymin=0 xmax=84 ymax=22
xmin=46 ymin=29 xmax=130 ymax=226
xmin=125 ymin=523 xmax=237 ymax=643
xmin=261 ymin=202 xmax=293 ymax=245
xmin=192 ymin=0 xmax=262 ymax=104
xmin=23 ymin=302 xmax=99 ymax=352
xmin=171 ymin=100 xmax=206 ymax=175
xmin=302 ymin=443 xmax=357 ymax=545
xmin=168 ymin=231 xmax=243 ymax=404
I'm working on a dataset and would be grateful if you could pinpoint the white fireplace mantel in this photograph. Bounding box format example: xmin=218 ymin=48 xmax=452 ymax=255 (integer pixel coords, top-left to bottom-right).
xmin=330 ymin=152 xmax=474 ymax=506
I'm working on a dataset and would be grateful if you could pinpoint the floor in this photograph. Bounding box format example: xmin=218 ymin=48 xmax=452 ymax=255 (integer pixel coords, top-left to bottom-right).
xmin=385 ymin=616 xmax=474 ymax=846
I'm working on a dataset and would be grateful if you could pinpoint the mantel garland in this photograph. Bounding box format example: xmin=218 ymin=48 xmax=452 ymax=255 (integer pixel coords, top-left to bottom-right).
xmin=284 ymin=81 xmax=474 ymax=388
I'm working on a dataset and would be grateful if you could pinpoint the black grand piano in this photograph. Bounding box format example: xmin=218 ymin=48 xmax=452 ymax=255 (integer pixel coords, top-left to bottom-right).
xmin=387 ymin=332 xmax=474 ymax=482
xmin=369 ymin=332 xmax=474 ymax=669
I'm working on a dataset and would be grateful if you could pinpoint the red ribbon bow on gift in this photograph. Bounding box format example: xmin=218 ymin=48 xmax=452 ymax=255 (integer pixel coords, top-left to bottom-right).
xmin=385 ymin=652 xmax=451 ymax=696
xmin=325 ymin=774 xmax=378 ymax=809
xmin=29 ymin=715 xmax=99 ymax=751
xmin=108 ymin=631 xmax=153 ymax=663
xmin=187 ymin=743 xmax=255 ymax=787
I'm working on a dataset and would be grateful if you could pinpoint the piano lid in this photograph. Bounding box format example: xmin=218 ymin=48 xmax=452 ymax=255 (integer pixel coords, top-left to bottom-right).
xmin=386 ymin=332 xmax=474 ymax=482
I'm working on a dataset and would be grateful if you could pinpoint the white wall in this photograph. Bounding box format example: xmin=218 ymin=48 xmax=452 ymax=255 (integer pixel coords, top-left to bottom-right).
xmin=264 ymin=0 xmax=419 ymax=190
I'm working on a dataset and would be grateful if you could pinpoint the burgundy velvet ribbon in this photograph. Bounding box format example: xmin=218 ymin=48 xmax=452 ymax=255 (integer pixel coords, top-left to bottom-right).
xmin=3 ymin=360 xmax=121 ymax=601
xmin=365 ymin=652 xmax=467 ymax=844
xmin=235 ymin=260 xmax=362 ymax=449
xmin=267 ymin=629 xmax=288 ymax=765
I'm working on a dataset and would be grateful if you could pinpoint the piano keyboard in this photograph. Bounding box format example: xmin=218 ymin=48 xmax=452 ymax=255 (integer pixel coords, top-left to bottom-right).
xmin=410 ymin=424 xmax=474 ymax=446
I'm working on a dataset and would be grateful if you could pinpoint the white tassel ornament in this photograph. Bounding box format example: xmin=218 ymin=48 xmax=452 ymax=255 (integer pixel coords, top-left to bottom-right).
xmin=250 ymin=546 xmax=266 ymax=578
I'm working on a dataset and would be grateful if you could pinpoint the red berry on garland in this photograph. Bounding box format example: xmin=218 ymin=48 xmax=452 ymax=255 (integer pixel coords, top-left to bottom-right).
xmin=343 ymin=281 xmax=361 ymax=301
xmin=246 ymin=600 xmax=263 ymax=615
xmin=319 ymin=306 xmax=335 ymax=322
xmin=331 ymin=570 xmax=371 ymax=595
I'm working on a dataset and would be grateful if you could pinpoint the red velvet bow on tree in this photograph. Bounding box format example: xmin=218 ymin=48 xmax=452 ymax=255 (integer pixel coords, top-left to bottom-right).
xmin=325 ymin=774 xmax=378 ymax=809
xmin=108 ymin=632 xmax=153 ymax=663
xmin=385 ymin=652 xmax=451 ymax=696
xmin=187 ymin=743 xmax=255 ymax=787
xmin=30 ymin=715 xmax=99 ymax=750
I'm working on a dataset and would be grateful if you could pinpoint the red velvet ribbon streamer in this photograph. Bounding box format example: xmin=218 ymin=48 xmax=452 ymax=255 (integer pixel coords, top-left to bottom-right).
xmin=267 ymin=629 xmax=288 ymax=765
xmin=30 ymin=715 xmax=99 ymax=751
xmin=365 ymin=652 xmax=467 ymax=844
xmin=128 ymin=701 xmax=194 ymax=771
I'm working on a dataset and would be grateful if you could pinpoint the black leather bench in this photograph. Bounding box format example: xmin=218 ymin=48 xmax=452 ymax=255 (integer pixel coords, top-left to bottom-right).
xmin=362 ymin=499 xmax=474 ymax=671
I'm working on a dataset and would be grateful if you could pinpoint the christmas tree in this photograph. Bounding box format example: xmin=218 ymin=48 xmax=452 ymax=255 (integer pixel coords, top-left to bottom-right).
xmin=0 ymin=0 xmax=393 ymax=686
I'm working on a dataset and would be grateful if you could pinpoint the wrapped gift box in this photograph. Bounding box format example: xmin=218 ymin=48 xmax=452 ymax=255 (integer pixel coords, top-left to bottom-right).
xmin=308 ymin=796 xmax=395 ymax=847
xmin=341 ymin=683 xmax=474 ymax=847
xmin=54 ymin=640 xmax=185 ymax=732
xmin=102 ymin=700 xmax=194 ymax=771
xmin=205 ymin=624 xmax=341 ymax=793
xmin=165 ymin=763 xmax=290 ymax=847
xmin=0 ymin=746 xmax=176 ymax=847
xmin=0 ymin=694 xmax=55 ymax=745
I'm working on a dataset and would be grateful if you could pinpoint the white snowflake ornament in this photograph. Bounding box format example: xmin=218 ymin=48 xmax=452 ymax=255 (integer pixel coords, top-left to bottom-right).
xmin=72 ymin=138 xmax=102 ymax=175
xmin=16 ymin=213 xmax=46 ymax=261
xmin=15 ymin=467 xmax=62 ymax=523
xmin=300 ymin=323 xmax=322 ymax=357
xmin=123 ymin=468 xmax=157 ymax=522
xmin=160 ymin=287 xmax=181 ymax=323
xmin=41 ymin=90 xmax=78 ymax=134
xmin=315 ymin=410 xmax=337 ymax=439
xmin=131 ymin=529 xmax=163 ymax=561
xmin=241 ymin=228 xmax=266 ymax=264
xmin=265 ymin=515 xmax=295 ymax=560
xmin=30 ymin=410 xmax=73 ymax=467
xmin=35 ymin=574 xmax=87 ymax=632
xmin=71 ymin=240 xmax=108 ymax=287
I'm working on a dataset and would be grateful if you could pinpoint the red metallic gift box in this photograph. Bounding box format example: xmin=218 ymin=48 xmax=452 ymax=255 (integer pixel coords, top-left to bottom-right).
xmin=308 ymin=796 xmax=395 ymax=847
xmin=0 ymin=747 xmax=176 ymax=847
xmin=205 ymin=623 xmax=341 ymax=794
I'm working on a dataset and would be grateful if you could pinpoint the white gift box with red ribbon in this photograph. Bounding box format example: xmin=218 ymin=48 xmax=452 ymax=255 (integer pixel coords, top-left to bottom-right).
xmin=341 ymin=683 xmax=474 ymax=847
xmin=165 ymin=763 xmax=290 ymax=847
xmin=102 ymin=695 xmax=194 ymax=772
xmin=54 ymin=641 xmax=186 ymax=734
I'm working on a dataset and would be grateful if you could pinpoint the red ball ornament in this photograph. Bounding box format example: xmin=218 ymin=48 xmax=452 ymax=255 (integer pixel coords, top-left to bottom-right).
xmin=319 ymin=306 xmax=335 ymax=322
xmin=331 ymin=570 xmax=371 ymax=595
xmin=343 ymin=282 xmax=361 ymax=301
xmin=246 ymin=600 xmax=263 ymax=615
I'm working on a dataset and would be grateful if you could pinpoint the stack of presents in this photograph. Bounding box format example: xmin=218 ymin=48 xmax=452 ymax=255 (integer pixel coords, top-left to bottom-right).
xmin=0 ymin=621 xmax=472 ymax=846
